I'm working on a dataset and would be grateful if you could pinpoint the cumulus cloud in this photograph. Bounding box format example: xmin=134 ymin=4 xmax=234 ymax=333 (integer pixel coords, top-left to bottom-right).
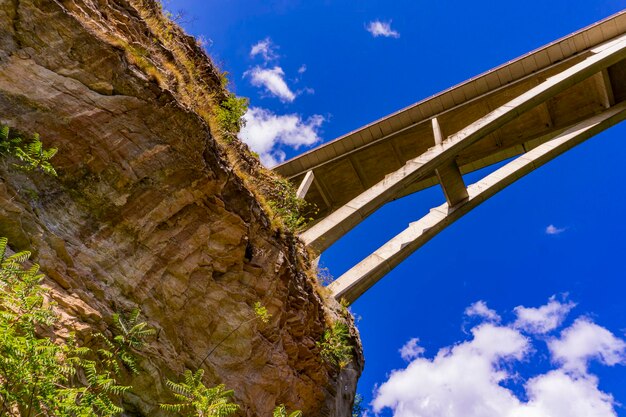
xmin=549 ymin=318 xmax=626 ymax=373
xmin=238 ymin=107 xmax=323 ymax=167
xmin=372 ymin=298 xmax=625 ymax=417
xmin=399 ymin=338 xmax=425 ymax=362
xmin=244 ymin=39 xmax=320 ymax=161
xmin=247 ymin=39 xmax=313 ymax=101
xmin=546 ymin=224 xmax=566 ymax=235
xmin=373 ymin=323 xmax=529 ymax=417
xmin=366 ymin=20 xmax=400 ymax=38
xmin=245 ymin=66 xmax=296 ymax=102
xmin=514 ymin=296 xmax=576 ymax=334
xmin=521 ymin=370 xmax=617 ymax=417
xmin=465 ymin=300 xmax=501 ymax=322
xmin=250 ymin=37 xmax=278 ymax=62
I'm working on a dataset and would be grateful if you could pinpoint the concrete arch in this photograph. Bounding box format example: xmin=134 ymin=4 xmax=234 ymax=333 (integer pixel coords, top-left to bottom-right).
xmin=273 ymin=11 xmax=626 ymax=303
xmin=328 ymin=103 xmax=626 ymax=303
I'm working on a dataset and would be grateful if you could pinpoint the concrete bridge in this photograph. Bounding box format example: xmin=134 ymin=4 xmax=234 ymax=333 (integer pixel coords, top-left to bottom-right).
xmin=274 ymin=11 xmax=626 ymax=304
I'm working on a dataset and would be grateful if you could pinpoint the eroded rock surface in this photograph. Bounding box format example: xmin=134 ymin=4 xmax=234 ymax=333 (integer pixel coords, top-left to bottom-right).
xmin=0 ymin=0 xmax=363 ymax=415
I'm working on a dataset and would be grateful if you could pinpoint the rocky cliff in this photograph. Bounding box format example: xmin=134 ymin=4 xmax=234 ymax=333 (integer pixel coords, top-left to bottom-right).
xmin=0 ymin=0 xmax=363 ymax=415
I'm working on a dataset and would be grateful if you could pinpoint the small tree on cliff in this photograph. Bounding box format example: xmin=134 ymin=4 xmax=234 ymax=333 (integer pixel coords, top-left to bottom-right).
xmin=214 ymin=93 xmax=248 ymax=138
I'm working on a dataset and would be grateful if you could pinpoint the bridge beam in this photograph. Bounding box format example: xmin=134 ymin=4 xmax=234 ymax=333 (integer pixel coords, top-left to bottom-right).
xmin=594 ymin=69 xmax=616 ymax=109
xmin=328 ymin=102 xmax=626 ymax=304
xmin=436 ymin=160 xmax=468 ymax=206
xmin=300 ymin=34 xmax=626 ymax=254
xmin=296 ymin=170 xmax=315 ymax=199
xmin=432 ymin=117 xmax=444 ymax=146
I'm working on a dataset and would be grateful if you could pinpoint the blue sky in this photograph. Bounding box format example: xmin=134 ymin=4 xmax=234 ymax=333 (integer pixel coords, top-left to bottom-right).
xmin=168 ymin=1 xmax=626 ymax=415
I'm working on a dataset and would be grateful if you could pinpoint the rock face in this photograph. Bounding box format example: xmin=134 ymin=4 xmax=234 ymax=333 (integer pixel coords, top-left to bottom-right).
xmin=0 ymin=0 xmax=363 ymax=415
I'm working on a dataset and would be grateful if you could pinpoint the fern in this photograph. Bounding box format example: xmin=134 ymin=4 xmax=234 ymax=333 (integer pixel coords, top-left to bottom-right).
xmin=91 ymin=307 xmax=155 ymax=379
xmin=253 ymin=301 xmax=271 ymax=324
xmin=113 ymin=308 xmax=156 ymax=349
xmin=273 ymin=404 xmax=303 ymax=417
xmin=0 ymin=125 xmax=57 ymax=175
xmin=0 ymin=125 xmax=22 ymax=155
xmin=0 ymin=238 xmax=73 ymax=416
xmin=0 ymin=238 xmax=155 ymax=416
xmin=161 ymin=369 xmax=239 ymax=417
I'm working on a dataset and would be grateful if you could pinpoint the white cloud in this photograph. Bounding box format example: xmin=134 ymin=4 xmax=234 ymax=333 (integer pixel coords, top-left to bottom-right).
xmin=546 ymin=224 xmax=566 ymax=235
xmin=399 ymin=338 xmax=425 ymax=361
xmin=514 ymin=296 xmax=576 ymax=334
xmin=248 ymin=39 xmax=311 ymax=101
xmin=366 ymin=20 xmax=400 ymax=38
xmin=239 ymin=107 xmax=323 ymax=167
xmin=250 ymin=37 xmax=278 ymax=62
xmin=372 ymin=299 xmax=624 ymax=417
xmin=521 ymin=370 xmax=617 ymax=417
xmin=549 ymin=318 xmax=626 ymax=373
xmin=373 ymin=323 xmax=528 ymax=417
xmin=245 ymin=66 xmax=296 ymax=102
xmin=465 ymin=300 xmax=501 ymax=322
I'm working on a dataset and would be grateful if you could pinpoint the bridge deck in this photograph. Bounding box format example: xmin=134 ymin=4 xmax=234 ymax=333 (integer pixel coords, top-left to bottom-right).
xmin=274 ymin=11 xmax=626 ymax=222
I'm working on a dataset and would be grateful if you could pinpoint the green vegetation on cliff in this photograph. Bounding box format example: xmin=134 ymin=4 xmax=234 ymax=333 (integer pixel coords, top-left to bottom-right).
xmin=125 ymin=1 xmax=313 ymax=235
xmin=0 ymin=237 xmax=308 ymax=416
xmin=161 ymin=370 xmax=238 ymax=417
xmin=0 ymin=238 xmax=147 ymax=416
xmin=0 ymin=0 xmax=362 ymax=414
xmin=317 ymin=322 xmax=354 ymax=369
xmin=0 ymin=126 xmax=57 ymax=176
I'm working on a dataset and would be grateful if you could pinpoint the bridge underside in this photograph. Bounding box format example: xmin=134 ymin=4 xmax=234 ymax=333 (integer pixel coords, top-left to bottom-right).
xmin=273 ymin=11 xmax=626 ymax=304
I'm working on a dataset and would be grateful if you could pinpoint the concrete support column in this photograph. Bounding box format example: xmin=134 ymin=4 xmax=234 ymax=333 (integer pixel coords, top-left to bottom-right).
xmin=594 ymin=69 xmax=616 ymax=109
xmin=432 ymin=117 xmax=443 ymax=146
xmin=435 ymin=160 xmax=468 ymax=206
xmin=296 ymin=170 xmax=315 ymax=199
